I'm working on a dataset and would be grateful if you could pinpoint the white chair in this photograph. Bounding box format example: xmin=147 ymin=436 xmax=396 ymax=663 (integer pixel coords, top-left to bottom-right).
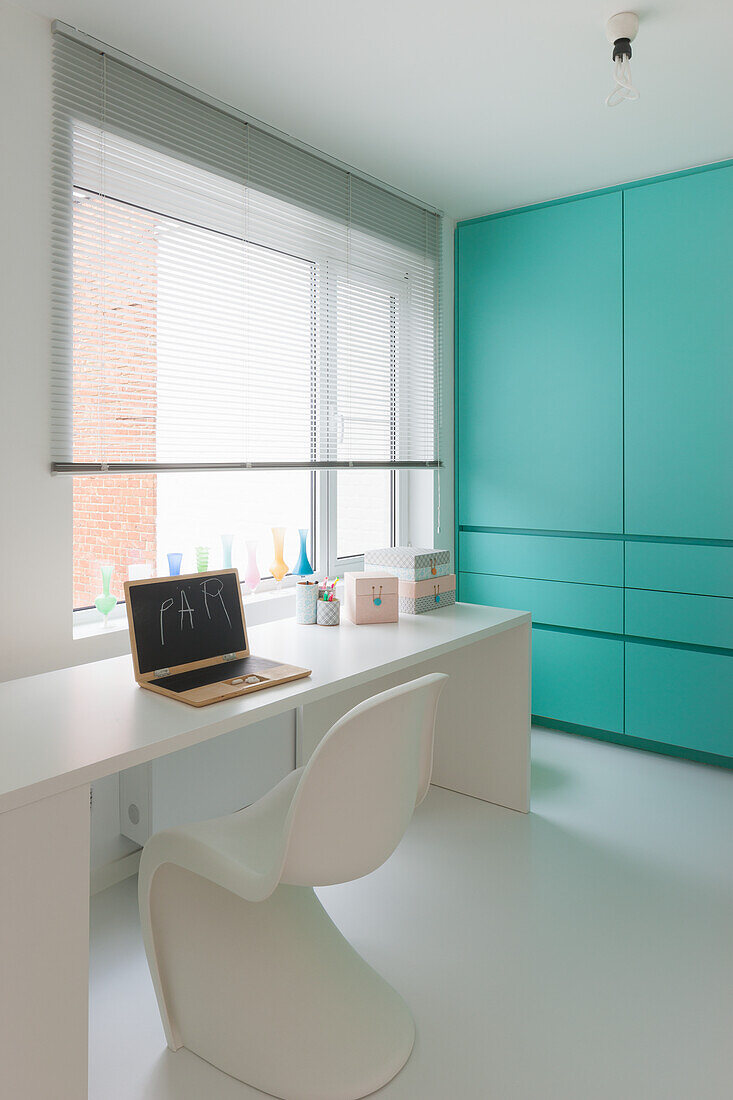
xmin=138 ymin=672 xmax=448 ymax=1100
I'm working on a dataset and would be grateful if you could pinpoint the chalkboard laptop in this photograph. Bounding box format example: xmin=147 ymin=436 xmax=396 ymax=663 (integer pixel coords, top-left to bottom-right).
xmin=124 ymin=569 xmax=311 ymax=707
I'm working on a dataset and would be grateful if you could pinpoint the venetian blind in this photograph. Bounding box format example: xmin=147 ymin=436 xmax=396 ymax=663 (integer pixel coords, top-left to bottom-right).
xmin=51 ymin=25 xmax=442 ymax=473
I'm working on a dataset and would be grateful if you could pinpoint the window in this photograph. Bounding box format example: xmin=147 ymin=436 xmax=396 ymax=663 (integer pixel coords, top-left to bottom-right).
xmin=335 ymin=471 xmax=394 ymax=561
xmin=72 ymin=471 xmax=314 ymax=610
xmin=70 ymin=188 xmax=320 ymax=608
xmin=53 ymin=29 xmax=441 ymax=613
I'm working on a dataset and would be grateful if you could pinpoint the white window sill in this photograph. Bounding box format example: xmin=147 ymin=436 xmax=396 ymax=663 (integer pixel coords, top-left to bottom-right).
xmin=73 ymin=575 xmax=326 ymax=641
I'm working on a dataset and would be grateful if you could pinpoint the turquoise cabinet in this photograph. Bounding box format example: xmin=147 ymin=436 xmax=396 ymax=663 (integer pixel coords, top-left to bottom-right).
xmin=532 ymin=629 xmax=624 ymax=733
xmin=457 ymin=193 xmax=623 ymax=533
xmin=457 ymin=160 xmax=733 ymax=765
xmin=625 ymin=643 xmax=733 ymax=757
xmin=624 ymin=168 xmax=733 ymax=539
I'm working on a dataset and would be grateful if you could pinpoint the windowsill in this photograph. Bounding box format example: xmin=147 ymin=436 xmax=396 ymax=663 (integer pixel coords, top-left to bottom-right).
xmin=73 ymin=575 xmax=328 ymax=642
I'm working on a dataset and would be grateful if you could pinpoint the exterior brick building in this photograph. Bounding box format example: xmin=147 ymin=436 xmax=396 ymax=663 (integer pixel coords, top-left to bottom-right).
xmin=72 ymin=195 xmax=159 ymax=608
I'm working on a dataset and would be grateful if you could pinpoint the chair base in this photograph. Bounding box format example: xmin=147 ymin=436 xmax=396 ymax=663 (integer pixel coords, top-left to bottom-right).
xmin=148 ymin=863 xmax=415 ymax=1100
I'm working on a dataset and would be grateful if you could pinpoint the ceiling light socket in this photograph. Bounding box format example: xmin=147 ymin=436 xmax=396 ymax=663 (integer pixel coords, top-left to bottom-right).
xmin=606 ymin=11 xmax=639 ymax=49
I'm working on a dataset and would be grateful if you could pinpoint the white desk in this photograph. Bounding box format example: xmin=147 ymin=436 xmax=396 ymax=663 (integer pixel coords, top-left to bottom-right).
xmin=0 ymin=603 xmax=529 ymax=1099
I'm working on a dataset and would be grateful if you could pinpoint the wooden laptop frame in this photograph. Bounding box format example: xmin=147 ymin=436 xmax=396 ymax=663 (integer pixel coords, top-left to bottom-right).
xmin=124 ymin=568 xmax=310 ymax=707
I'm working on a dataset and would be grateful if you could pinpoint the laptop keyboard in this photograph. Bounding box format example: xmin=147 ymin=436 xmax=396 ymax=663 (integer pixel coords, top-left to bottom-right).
xmin=161 ymin=655 xmax=282 ymax=694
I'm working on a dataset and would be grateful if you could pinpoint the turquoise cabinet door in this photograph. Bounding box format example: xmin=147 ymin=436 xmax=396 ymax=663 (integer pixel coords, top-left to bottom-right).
xmin=625 ymin=589 xmax=733 ymax=651
xmin=625 ymin=642 xmax=733 ymax=756
xmin=625 ymin=542 xmax=733 ymax=599
xmin=532 ymin=628 xmax=624 ymax=733
xmin=459 ymin=531 xmax=624 ymax=587
xmin=460 ymin=572 xmax=623 ymax=634
xmin=624 ymin=167 xmax=733 ymax=539
xmin=456 ymin=193 xmax=623 ymax=532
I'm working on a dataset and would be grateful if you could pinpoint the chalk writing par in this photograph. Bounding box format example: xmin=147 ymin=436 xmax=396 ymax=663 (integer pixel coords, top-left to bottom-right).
xmin=160 ymin=579 xmax=232 ymax=647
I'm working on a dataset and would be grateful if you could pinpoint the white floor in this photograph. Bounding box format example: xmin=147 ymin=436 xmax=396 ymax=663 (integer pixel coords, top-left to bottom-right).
xmin=89 ymin=728 xmax=733 ymax=1100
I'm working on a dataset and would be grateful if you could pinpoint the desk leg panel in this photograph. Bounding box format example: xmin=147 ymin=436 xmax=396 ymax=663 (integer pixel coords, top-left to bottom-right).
xmin=298 ymin=622 xmax=530 ymax=812
xmin=0 ymin=784 xmax=90 ymax=1099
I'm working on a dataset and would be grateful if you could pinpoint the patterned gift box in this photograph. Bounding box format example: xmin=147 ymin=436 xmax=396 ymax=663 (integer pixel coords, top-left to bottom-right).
xmin=364 ymin=546 xmax=451 ymax=583
xmin=344 ymin=572 xmax=399 ymax=624
xmin=398 ymin=574 xmax=456 ymax=615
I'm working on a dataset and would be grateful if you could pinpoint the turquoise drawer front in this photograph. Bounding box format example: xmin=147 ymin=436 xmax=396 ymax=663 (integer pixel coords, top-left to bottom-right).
xmin=459 ymin=573 xmax=623 ymax=634
xmin=625 ymin=589 xmax=733 ymax=650
xmin=459 ymin=531 xmax=623 ymax=587
xmin=625 ymin=642 xmax=733 ymax=756
xmin=532 ymin=627 xmax=624 ymax=733
xmin=625 ymin=542 xmax=733 ymax=598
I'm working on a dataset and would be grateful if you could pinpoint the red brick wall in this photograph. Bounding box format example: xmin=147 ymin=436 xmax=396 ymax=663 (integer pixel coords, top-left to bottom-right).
xmin=72 ymin=196 xmax=158 ymax=608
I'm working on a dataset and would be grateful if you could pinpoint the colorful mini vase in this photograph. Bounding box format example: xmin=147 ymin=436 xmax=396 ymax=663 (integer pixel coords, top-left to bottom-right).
xmin=221 ymin=532 xmax=234 ymax=569
xmin=94 ymin=564 xmax=117 ymax=624
xmin=269 ymin=527 xmax=289 ymax=584
xmin=243 ymin=539 xmax=261 ymax=593
xmin=292 ymin=528 xmax=314 ymax=576
xmin=195 ymin=546 xmax=210 ymax=573
xmin=167 ymin=552 xmax=183 ymax=577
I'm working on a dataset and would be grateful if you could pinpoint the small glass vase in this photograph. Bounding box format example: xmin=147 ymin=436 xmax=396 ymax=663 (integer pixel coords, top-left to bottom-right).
xmin=243 ymin=539 xmax=261 ymax=594
xmin=94 ymin=563 xmax=117 ymax=626
xmin=292 ymin=527 xmax=314 ymax=576
xmin=269 ymin=527 xmax=289 ymax=584
xmin=221 ymin=532 xmax=234 ymax=569
xmin=167 ymin=552 xmax=183 ymax=577
xmin=195 ymin=546 xmax=210 ymax=573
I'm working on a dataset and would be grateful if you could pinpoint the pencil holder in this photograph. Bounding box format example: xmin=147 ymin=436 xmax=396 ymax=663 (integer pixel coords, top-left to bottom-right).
xmin=317 ymin=596 xmax=340 ymax=626
xmin=295 ymin=582 xmax=319 ymax=624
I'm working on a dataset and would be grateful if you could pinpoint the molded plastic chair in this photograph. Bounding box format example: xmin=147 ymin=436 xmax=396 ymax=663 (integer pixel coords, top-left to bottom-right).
xmin=138 ymin=672 xmax=448 ymax=1100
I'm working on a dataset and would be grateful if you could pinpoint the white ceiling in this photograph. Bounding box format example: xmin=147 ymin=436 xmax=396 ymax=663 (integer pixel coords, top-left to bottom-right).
xmin=14 ymin=0 xmax=733 ymax=219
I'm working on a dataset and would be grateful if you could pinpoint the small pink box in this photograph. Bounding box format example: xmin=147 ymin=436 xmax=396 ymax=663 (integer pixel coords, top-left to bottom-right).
xmin=344 ymin=571 xmax=399 ymax=624
xmin=399 ymin=573 xmax=456 ymax=614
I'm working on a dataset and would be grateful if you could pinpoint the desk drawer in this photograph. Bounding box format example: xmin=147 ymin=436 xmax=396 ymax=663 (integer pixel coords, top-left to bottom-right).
xmin=532 ymin=628 xmax=624 ymax=732
xmin=459 ymin=531 xmax=623 ymax=586
xmin=625 ymin=589 xmax=733 ymax=650
xmin=625 ymin=542 xmax=733 ymax=598
xmin=460 ymin=573 xmax=623 ymax=634
xmin=625 ymin=642 xmax=733 ymax=757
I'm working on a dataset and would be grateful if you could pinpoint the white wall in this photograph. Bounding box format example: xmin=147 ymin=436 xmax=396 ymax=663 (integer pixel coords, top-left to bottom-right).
xmin=0 ymin=2 xmax=456 ymax=872
xmin=0 ymin=2 xmax=139 ymax=872
xmin=1 ymin=3 xmax=71 ymax=681
xmin=0 ymin=2 xmax=144 ymax=679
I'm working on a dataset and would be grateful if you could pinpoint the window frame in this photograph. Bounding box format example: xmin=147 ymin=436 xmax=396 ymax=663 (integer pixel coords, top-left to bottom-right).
xmin=325 ymin=468 xmax=409 ymax=576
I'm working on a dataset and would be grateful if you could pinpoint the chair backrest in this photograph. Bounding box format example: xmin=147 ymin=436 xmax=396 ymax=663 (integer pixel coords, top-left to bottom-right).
xmin=280 ymin=673 xmax=447 ymax=888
